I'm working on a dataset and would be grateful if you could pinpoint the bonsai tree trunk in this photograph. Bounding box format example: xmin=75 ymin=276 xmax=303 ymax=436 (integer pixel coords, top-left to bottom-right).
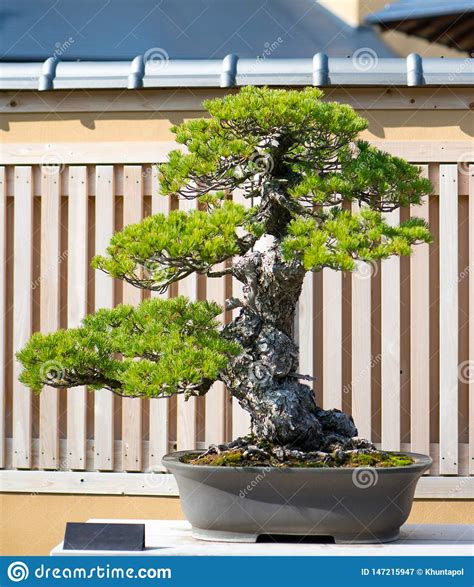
xmin=221 ymin=234 xmax=357 ymax=451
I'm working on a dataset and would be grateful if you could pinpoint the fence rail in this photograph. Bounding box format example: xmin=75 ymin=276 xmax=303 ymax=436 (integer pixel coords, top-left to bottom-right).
xmin=0 ymin=151 xmax=473 ymax=485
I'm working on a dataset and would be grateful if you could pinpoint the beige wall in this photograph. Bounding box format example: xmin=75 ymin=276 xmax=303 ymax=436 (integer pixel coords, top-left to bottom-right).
xmin=319 ymin=0 xmax=390 ymax=28
xmin=1 ymin=87 xmax=472 ymax=144
xmin=1 ymin=493 xmax=473 ymax=556
xmin=318 ymin=0 xmax=467 ymax=57
xmin=1 ymin=110 xmax=472 ymax=143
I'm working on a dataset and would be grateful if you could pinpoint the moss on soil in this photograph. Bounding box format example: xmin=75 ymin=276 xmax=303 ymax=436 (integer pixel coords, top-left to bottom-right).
xmin=181 ymin=448 xmax=414 ymax=468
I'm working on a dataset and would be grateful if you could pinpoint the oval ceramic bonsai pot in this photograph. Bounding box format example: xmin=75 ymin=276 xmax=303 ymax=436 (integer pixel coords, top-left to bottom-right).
xmin=162 ymin=451 xmax=431 ymax=544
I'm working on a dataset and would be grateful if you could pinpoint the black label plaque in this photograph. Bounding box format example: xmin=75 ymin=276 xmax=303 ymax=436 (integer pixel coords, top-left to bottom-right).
xmin=64 ymin=522 xmax=145 ymax=551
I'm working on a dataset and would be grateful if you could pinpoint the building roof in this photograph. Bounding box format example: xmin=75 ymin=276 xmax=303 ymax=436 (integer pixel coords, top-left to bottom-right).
xmin=1 ymin=55 xmax=473 ymax=91
xmin=0 ymin=0 xmax=394 ymax=62
xmin=1 ymin=1 xmax=472 ymax=91
xmin=366 ymin=1 xmax=474 ymax=53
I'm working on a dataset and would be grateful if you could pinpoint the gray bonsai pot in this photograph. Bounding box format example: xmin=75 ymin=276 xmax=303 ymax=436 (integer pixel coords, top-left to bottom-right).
xmin=162 ymin=451 xmax=432 ymax=544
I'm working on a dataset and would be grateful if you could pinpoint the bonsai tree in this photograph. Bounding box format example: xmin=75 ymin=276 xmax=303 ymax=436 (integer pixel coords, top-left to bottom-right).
xmin=18 ymin=87 xmax=432 ymax=462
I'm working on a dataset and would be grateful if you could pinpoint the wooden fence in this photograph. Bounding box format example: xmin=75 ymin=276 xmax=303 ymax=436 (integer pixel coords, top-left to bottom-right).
xmin=0 ymin=143 xmax=473 ymax=492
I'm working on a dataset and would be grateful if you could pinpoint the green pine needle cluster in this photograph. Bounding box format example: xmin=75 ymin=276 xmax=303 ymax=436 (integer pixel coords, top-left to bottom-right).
xmin=93 ymin=200 xmax=255 ymax=291
xmin=159 ymin=86 xmax=370 ymax=199
xmin=289 ymin=141 xmax=432 ymax=210
xmin=282 ymin=208 xmax=432 ymax=271
xmin=17 ymin=297 xmax=240 ymax=398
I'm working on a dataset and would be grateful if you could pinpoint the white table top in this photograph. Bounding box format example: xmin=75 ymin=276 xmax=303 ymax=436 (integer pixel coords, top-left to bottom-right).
xmin=51 ymin=520 xmax=473 ymax=556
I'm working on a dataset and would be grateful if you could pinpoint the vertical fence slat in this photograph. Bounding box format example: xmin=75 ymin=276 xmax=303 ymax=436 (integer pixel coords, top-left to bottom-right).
xmin=469 ymin=164 xmax=474 ymax=475
xmin=177 ymin=196 xmax=197 ymax=450
xmin=381 ymin=209 xmax=401 ymax=451
xmin=299 ymin=273 xmax=315 ymax=389
xmin=12 ymin=166 xmax=33 ymax=468
xmin=439 ymin=164 xmax=459 ymax=474
xmin=410 ymin=168 xmax=430 ymax=458
xmin=149 ymin=167 xmax=170 ymax=469
xmin=351 ymin=202 xmax=372 ymax=440
xmin=322 ymin=269 xmax=342 ymax=410
xmin=39 ymin=167 xmax=61 ymax=469
xmin=66 ymin=166 xmax=88 ymax=470
xmin=205 ymin=263 xmax=226 ymax=446
xmin=94 ymin=166 xmax=115 ymax=471
xmin=122 ymin=166 xmax=144 ymax=470
xmin=231 ymin=190 xmax=251 ymax=438
xmin=0 ymin=168 xmax=6 ymax=467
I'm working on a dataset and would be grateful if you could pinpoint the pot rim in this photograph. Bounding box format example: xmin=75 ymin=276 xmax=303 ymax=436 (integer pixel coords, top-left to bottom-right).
xmin=162 ymin=450 xmax=432 ymax=474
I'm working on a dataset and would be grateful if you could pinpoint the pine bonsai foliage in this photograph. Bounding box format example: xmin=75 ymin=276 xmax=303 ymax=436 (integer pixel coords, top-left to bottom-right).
xmin=17 ymin=298 xmax=240 ymax=399
xmin=18 ymin=87 xmax=432 ymax=453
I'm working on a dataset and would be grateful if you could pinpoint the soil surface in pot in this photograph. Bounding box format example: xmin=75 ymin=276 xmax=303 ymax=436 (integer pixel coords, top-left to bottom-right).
xmin=181 ymin=435 xmax=414 ymax=468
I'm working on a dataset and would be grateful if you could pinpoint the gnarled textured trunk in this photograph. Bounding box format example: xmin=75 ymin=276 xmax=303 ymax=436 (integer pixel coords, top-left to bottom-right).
xmin=221 ymin=234 xmax=357 ymax=451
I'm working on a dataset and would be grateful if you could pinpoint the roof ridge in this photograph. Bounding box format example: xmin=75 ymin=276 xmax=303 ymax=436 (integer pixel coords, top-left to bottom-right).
xmin=1 ymin=54 xmax=473 ymax=90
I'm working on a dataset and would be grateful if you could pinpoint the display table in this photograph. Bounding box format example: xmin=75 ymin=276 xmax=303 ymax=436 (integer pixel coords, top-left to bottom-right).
xmin=51 ymin=520 xmax=473 ymax=556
